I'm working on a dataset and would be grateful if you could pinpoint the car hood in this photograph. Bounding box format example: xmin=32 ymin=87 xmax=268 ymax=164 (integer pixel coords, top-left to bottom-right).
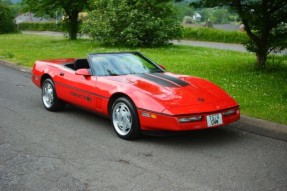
xmin=106 ymin=73 xmax=238 ymax=114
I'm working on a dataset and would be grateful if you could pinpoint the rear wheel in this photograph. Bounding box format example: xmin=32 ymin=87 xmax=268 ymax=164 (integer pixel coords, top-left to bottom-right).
xmin=42 ymin=78 xmax=65 ymax=111
xmin=111 ymin=97 xmax=141 ymax=140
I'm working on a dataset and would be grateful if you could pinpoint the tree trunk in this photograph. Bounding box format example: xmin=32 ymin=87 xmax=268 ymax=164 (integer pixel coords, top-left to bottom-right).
xmin=67 ymin=11 xmax=79 ymax=40
xmin=256 ymin=51 xmax=267 ymax=69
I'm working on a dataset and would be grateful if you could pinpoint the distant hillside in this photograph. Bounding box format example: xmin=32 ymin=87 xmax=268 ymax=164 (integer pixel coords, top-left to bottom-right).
xmin=12 ymin=0 xmax=21 ymax=3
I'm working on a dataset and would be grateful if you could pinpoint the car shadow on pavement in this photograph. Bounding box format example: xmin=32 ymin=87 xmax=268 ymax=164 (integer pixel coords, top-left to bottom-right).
xmin=61 ymin=104 xmax=244 ymax=146
xmin=140 ymin=125 xmax=245 ymax=146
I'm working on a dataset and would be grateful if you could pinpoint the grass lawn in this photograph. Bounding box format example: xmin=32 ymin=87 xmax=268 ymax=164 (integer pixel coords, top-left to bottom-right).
xmin=1 ymin=34 xmax=287 ymax=124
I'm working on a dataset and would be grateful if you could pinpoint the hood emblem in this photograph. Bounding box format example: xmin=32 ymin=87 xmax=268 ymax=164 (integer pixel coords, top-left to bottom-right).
xmin=198 ymin=97 xmax=205 ymax=102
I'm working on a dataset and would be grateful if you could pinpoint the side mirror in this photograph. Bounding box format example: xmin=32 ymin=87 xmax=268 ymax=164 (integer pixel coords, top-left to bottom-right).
xmin=159 ymin=64 xmax=166 ymax=71
xmin=75 ymin=69 xmax=91 ymax=77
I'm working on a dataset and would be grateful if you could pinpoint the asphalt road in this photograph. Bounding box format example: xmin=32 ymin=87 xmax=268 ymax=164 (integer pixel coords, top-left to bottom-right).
xmin=0 ymin=64 xmax=286 ymax=191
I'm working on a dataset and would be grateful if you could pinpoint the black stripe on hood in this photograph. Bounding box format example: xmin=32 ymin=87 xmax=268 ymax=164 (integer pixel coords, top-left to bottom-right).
xmin=151 ymin=73 xmax=190 ymax=87
xmin=134 ymin=74 xmax=178 ymax=87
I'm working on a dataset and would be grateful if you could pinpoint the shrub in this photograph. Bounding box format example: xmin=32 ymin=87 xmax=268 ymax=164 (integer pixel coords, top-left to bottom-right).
xmin=83 ymin=0 xmax=181 ymax=47
xmin=0 ymin=3 xmax=17 ymax=34
xmin=210 ymin=8 xmax=229 ymax=24
xmin=182 ymin=27 xmax=248 ymax=44
xmin=17 ymin=22 xmax=66 ymax=32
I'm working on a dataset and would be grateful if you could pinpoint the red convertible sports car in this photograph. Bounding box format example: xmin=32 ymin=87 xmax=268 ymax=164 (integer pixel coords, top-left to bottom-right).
xmin=32 ymin=52 xmax=240 ymax=140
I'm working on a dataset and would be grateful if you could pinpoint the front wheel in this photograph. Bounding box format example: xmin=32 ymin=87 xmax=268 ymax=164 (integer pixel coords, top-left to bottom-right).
xmin=42 ymin=78 xmax=65 ymax=111
xmin=111 ymin=97 xmax=141 ymax=140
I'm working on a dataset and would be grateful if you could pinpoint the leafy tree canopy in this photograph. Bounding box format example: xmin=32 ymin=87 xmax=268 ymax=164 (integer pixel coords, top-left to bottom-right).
xmin=84 ymin=0 xmax=181 ymax=47
xmin=0 ymin=3 xmax=17 ymax=33
xmin=0 ymin=0 xmax=13 ymax=5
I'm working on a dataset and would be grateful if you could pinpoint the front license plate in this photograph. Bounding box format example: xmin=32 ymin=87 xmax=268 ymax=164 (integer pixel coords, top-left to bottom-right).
xmin=206 ymin=113 xmax=223 ymax=127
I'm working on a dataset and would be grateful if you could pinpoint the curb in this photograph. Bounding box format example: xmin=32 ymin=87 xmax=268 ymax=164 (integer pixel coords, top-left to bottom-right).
xmin=0 ymin=59 xmax=31 ymax=73
xmin=0 ymin=60 xmax=286 ymax=141
xmin=236 ymin=115 xmax=287 ymax=142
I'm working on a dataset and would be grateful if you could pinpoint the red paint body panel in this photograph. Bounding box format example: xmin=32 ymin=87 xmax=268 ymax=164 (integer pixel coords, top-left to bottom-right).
xmin=32 ymin=56 xmax=240 ymax=132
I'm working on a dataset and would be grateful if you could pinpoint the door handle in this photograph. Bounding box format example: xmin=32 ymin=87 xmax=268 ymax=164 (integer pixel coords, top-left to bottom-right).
xmin=59 ymin=72 xmax=64 ymax=76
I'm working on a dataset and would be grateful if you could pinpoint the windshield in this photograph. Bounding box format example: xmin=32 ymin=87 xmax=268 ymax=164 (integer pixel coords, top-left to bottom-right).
xmin=89 ymin=52 xmax=164 ymax=76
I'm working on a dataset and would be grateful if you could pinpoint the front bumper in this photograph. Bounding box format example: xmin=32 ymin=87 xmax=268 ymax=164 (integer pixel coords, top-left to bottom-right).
xmin=138 ymin=106 xmax=240 ymax=131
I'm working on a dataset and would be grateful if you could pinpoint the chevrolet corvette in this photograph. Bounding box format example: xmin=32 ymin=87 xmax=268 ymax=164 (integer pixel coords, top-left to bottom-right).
xmin=32 ymin=52 xmax=240 ymax=140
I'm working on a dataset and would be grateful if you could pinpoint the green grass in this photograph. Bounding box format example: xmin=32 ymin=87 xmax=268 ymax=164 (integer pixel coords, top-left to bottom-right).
xmin=1 ymin=34 xmax=287 ymax=124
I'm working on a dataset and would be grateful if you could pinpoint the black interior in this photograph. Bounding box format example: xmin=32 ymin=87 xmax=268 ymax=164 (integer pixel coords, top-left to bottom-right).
xmin=64 ymin=59 xmax=90 ymax=70
xmin=64 ymin=63 xmax=75 ymax=70
xmin=74 ymin=59 xmax=89 ymax=70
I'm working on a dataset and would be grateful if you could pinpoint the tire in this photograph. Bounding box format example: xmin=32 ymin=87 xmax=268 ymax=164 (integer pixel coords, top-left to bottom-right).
xmin=41 ymin=78 xmax=65 ymax=111
xmin=111 ymin=97 xmax=141 ymax=140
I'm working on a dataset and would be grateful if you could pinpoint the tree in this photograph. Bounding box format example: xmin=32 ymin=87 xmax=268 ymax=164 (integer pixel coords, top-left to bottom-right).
xmin=0 ymin=0 xmax=13 ymax=5
xmin=0 ymin=3 xmax=17 ymax=34
xmin=190 ymin=0 xmax=287 ymax=69
xmin=197 ymin=8 xmax=211 ymax=22
xmin=83 ymin=0 xmax=181 ymax=47
xmin=210 ymin=8 xmax=229 ymax=24
xmin=23 ymin=0 xmax=89 ymax=40
xmin=174 ymin=1 xmax=195 ymax=22
xmin=1 ymin=0 xmax=24 ymax=17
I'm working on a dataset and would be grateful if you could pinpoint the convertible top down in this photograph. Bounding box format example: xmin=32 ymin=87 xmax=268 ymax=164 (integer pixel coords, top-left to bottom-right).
xmin=32 ymin=52 xmax=240 ymax=139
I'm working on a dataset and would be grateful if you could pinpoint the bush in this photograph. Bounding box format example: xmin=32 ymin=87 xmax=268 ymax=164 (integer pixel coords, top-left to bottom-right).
xmin=17 ymin=22 xmax=66 ymax=32
xmin=83 ymin=0 xmax=181 ymax=47
xmin=210 ymin=8 xmax=229 ymax=24
xmin=182 ymin=27 xmax=248 ymax=44
xmin=0 ymin=3 xmax=17 ymax=34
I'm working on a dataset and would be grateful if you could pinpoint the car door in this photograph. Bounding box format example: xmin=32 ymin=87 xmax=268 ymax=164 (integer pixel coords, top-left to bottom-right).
xmin=55 ymin=68 xmax=96 ymax=111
